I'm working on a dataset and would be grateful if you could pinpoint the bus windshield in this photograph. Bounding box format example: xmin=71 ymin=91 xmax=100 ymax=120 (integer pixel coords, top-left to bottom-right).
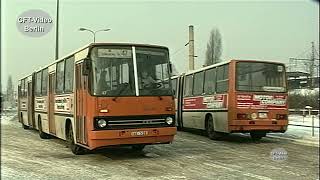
xmin=136 ymin=47 xmax=171 ymax=96
xmin=91 ymin=46 xmax=136 ymax=96
xmin=90 ymin=46 xmax=172 ymax=96
xmin=236 ymin=62 xmax=286 ymax=92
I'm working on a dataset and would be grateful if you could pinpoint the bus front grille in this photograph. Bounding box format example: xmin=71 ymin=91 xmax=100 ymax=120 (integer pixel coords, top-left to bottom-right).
xmin=94 ymin=115 xmax=174 ymax=130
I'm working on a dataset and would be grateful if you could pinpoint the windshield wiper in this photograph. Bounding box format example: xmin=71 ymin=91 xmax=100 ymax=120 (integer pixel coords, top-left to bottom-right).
xmin=112 ymin=83 xmax=129 ymax=101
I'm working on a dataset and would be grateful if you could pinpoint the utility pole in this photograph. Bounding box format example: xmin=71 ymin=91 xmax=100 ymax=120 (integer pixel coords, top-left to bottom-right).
xmin=288 ymin=42 xmax=319 ymax=89
xmin=310 ymin=41 xmax=315 ymax=88
xmin=55 ymin=0 xmax=59 ymax=60
xmin=186 ymin=25 xmax=195 ymax=71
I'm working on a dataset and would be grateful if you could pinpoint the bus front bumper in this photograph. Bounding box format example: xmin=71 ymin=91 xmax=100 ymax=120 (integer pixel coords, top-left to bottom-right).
xmin=229 ymin=120 xmax=288 ymax=133
xmin=87 ymin=127 xmax=177 ymax=150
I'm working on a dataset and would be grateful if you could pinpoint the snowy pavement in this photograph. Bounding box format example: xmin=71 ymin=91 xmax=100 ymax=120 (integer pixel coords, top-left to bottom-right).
xmin=268 ymin=115 xmax=319 ymax=147
xmin=1 ymin=114 xmax=319 ymax=179
xmin=289 ymin=114 xmax=320 ymax=127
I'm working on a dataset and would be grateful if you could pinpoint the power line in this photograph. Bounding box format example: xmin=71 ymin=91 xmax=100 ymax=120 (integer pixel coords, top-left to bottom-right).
xmin=171 ymin=46 xmax=187 ymax=57
xmin=294 ymin=46 xmax=311 ymax=59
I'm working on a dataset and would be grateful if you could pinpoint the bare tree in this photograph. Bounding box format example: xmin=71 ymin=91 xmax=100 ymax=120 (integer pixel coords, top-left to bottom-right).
xmin=205 ymin=28 xmax=222 ymax=66
xmin=6 ymin=75 xmax=14 ymax=107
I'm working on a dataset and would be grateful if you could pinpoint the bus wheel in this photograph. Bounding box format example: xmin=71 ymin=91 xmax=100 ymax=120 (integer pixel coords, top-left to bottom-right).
xmin=21 ymin=114 xmax=29 ymax=129
xmin=250 ymin=132 xmax=266 ymax=141
xmin=206 ymin=116 xmax=223 ymax=140
xmin=131 ymin=144 xmax=146 ymax=151
xmin=22 ymin=123 xmax=29 ymax=129
xmin=38 ymin=119 xmax=50 ymax=139
xmin=67 ymin=125 xmax=86 ymax=155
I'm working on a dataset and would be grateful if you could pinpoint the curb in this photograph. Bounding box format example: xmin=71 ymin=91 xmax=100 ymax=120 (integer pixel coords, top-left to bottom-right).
xmin=289 ymin=123 xmax=320 ymax=128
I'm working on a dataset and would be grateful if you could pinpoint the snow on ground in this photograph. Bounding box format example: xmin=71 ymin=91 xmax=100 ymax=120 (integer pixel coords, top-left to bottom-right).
xmin=1 ymin=111 xmax=318 ymax=147
xmin=1 ymin=115 xmax=319 ymax=180
xmin=289 ymin=114 xmax=320 ymax=127
xmin=0 ymin=112 xmax=17 ymax=125
xmin=268 ymin=115 xmax=319 ymax=146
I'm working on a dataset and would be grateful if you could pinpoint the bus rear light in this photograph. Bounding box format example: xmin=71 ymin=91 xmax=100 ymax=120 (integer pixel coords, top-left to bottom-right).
xmin=251 ymin=113 xmax=257 ymax=120
xmin=276 ymin=114 xmax=287 ymax=120
xmin=165 ymin=107 xmax=173 ymax=111
xmin=237 ymin=113 xmax=249 ymax=120
xmin=100 ymin=109 xmax=109 ymax=113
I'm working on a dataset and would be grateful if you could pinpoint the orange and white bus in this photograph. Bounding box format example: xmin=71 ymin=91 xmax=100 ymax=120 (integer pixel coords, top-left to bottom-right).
xmin=172 ymin=60 xmax=288 ymax=140
xmin=18 ymin=43 xmax=176 ymax=154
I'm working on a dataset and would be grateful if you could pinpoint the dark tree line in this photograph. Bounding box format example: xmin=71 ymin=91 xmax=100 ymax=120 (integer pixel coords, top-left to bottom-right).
xmin=288 ymin=91 xmax=319 ymax=109
xmin=205 ymin=28 xmax=222 ymax=66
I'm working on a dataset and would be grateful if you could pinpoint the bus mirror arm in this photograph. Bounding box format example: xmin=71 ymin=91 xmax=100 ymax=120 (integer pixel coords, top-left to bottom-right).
xmin=82 ymin=58 xmax=91 ymax=76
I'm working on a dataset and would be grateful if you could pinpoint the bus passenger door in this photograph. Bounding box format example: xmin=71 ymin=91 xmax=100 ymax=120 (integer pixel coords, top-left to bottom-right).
xmin=27 ymin=81 xmax=35 ymax=127
xmin=75 ymin=63 xmax=88 ymax=145
xmin=48 ymin=73 xmax=56 ymax=135
xmin=18 ymin=85 xmax=21 ymax=123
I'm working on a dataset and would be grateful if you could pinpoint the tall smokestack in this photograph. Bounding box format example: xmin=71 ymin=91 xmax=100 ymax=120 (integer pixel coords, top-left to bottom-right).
xmin=189 ymin=25 xmax=194 ymax=70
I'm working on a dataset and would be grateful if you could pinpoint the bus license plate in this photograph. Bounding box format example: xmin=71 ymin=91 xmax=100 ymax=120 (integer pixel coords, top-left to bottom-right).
xmin=131 ymin=131 xmax=148 ymax=136
xmin=259 ymin=112 xmax=268 ymax=118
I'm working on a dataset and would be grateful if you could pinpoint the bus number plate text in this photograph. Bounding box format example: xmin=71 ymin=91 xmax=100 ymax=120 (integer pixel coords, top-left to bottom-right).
xmin=131 ymin=131 xmax=148 ymax=136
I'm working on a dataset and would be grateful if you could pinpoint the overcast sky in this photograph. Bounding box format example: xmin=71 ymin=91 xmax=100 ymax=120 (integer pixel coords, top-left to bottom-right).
xmin=1 ymin=0 xmax=319 ymax=90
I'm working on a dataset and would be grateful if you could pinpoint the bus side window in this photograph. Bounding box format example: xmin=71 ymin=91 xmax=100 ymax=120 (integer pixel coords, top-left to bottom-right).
xmin=64 ymin=56 xmax=75 ymax=92
xmin=36 ymin=71 xmax=42 ymax=96
xmin=204 ymin=68 xmax=216 ymax=94
xmin=216 ymin=64 xmax=229 ymax=93
xmin=18 ymin=85 xmax=21 ymax=97
xmin=56 ymin=60 xmax=65 ymax=94
xmin=193 ymin=71 xmax=204 ymax=96
xmin=41 ymin=68 xmax=48 ymax=96
xmin=21 ymin=79 xmax=25 ymax=97
xmin=24 ymin=79 xmax=28 ymax=97
xmin=184 ymin=75 xmax=193 ymax=97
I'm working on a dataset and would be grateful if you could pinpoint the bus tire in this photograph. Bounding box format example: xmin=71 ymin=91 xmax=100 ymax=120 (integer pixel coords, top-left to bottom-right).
xmin=22 ymin=123 xmax=29 ymax=129
xmin=250 ymin=132 xmax=266 ymax=141
xmin=21 ymin=114 xmax=29 ymax=129
xmin=175 ymin=120 xmax=182 ymax=131
xmin=67 ymin=124 xmax=86 ymax=155
xmin=206 ymin=116 xmax=223 ymax=140
xmin=131 ymin=144 xmax=146 ymax=151
xmin=38 ymin=118 xmax=51 ymax=139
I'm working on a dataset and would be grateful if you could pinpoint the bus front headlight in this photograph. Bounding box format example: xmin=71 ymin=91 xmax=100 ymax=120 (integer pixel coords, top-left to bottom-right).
xmin=165 ymin=117 xmax=173 ymax=125
xmin=97 ymin=119 xmax=107 ymax=128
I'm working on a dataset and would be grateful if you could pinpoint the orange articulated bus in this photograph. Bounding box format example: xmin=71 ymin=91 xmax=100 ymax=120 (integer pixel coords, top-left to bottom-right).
xmin=172 ymin=60 xmax=288 ymax=140
xmin=18 ymin=43 xmax=177 ymax=154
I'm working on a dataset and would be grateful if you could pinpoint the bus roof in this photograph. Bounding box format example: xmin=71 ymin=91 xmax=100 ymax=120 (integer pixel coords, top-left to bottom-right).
xmin=184 ymin=60 xmax=231 ymax=75
xmin=183 ymin=59 xmax=286 ymax=76
xmin=19 ymin=42 xmax=169 ymax=81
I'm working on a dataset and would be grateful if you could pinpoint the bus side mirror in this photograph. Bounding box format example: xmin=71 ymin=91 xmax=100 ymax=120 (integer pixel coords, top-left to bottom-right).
xmin=169 ymin=62 xmax=173 ymax=73
xmin=82 ymin=58 xmax=91 ymax=76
